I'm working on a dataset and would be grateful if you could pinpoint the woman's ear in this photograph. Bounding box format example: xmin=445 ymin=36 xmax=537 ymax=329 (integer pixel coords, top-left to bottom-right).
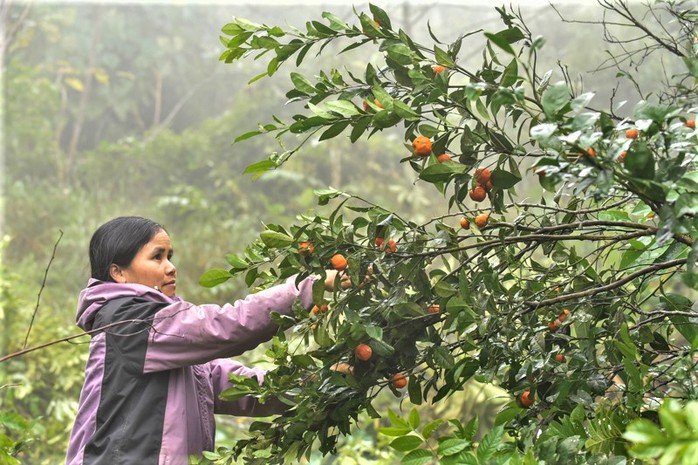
xmin=109 ymin=264 xmax=127 ymax=283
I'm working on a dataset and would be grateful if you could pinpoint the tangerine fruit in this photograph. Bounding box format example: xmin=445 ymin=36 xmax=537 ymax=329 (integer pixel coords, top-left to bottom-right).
xmin=383 ymin=239 xmax=397 ymax=254
xmin=687 ymin=120 xmax=696 ymax=129
xmin=469 ymin=186 xmax=487 ymax=202
xmin=625 ymin=128 xmax=639 ymax=139
xmin=519 ymin=390 xmax=534 ymax=408
xmin=548 ymin=320 xmax=560 ymax=331
xmin=437 ymin=153 xmax=452 ymax=163
xmin=618 ymin=151 xmax=627 ymax=163
xmin=412 ymin=136 xmax=432 ymax=156
xmin=433 ymin=65 xmax=446 ymax=74
xmin=474 ymin=213 xmax=489 ymax=229
xmin=312 ymin=303 xmax=329 ymax=315
xmin=586 ymin=147 xmax=597 ymax=158
xmin=474 ymin=167 xmax=492 ymax=186
xmin=298 ymin=241 xmax=315 ymax=257
xmin=355 ymin=343 xmax=373 ymax=361
xmin=555 ymin=354 xmax=566 ymax=363
xmin=331 ymin=254 xmax=348 ymax=271
xmin=558 ymin=309 xmax=570 ymax=322
xmin=374 ymin=237 xmax=384 ymax=248
xmin=427 ymin=305 xmax=440 ymax=313
xmin=391 ymin=372 xmax=408 ymax=388
xmin=459 ymin=217 xmax=470 ymax=229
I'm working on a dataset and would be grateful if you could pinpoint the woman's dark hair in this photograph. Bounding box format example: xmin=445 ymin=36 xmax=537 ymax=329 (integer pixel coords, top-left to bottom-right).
xmin=89 ymin=216 xmax=165 ymax=281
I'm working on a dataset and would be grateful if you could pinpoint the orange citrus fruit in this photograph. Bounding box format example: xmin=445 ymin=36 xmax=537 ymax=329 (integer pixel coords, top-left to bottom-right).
xmin=412 ymin=136 xmax=432 ymax=157
xmin=586 ymin=147 xmax=597 ymax=158
xmin=433 ymin=65 xmax=446 ymax=74
xmin=618 ymin=151 xmax=627 ymax=163
xmin=298 ymin=241 xmax=315 ymax=257
xmin=391 ymin=372 xmax=408 ymax=388
xmin=459 ymin=217 xmax=470 ymax=229
xmin=437 ymin=153 xmax=452 ymax=163
xmin=355 ymin=343 xmax=373 ymax=361
xmin=519 ymin=390 xmax=534 ymax=408
xmin=383 ymin=239 xmax=397 ymax=254
xmin=469 ymin=186 xmax=487 ymax=202
xmin=331 ymin=254 xmax=348 ymax=271
xmin=687 ymin=120 xmax=695 ymax=129
xmin=474 ymin=167 xmax=492 ymax=186
xmin=474 ymin=213 xmax=489 ymax=229
xmin=555 ymin=354 xmax=566 ymax=363
xmin=625 ymin=128 xmax=639 ymax=139
xmin=558 ymin=309 xmax=570 ymax=322
xmin=427 ymin=305 xmax=440 ymax=313
xmin=312 ymin=303 xmax=329 ymax=315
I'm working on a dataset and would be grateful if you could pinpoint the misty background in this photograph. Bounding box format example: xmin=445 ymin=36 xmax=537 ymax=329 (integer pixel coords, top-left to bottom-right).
xmin=1 ymin=1 xmax=659 ymax=463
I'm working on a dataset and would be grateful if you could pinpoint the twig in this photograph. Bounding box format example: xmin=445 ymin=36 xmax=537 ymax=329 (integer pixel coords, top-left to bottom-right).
xmin=522 ymin=258 xmax=687 ymax=311
xmin=3 ymin=317 xmax=146 ymax=364
xmin=23 ymin=230 xmax=63 ymax=349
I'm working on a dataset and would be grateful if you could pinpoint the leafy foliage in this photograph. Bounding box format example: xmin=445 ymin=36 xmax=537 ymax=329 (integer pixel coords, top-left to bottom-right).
xmin=201 ymin=1 xmax=698 ymax=463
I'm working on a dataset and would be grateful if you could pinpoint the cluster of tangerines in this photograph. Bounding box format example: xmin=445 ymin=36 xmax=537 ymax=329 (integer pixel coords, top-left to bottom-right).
xmin=546 ymin=308 xmax=571 ymax=332
xmin=353 ymin=343 xmax=408 ymax=389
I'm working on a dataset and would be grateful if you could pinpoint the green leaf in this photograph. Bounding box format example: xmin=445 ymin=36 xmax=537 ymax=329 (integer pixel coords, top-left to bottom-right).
xmin=199 ymin=268 xmax=233 ymax=287
xmin=434 ymin=46 xmax=455 ymax=67
xmin=225 ymin=254 xmax=248 ymax=269
xmin=372 ymin=110 xmax=402 ymax=129
xmin=541 ymin=82 xmax=570 ymax=120
xmin=501 ymin=58 xmax=519 ymax=87
xmin=491 ymin=169 xmax=521 ymax=189
xmin=234 ymin=130 xmax=263 ymax=142
xmin=379 ymin=426 xmax=412 ymax=437
xmin=290 ymin=72 xmax=316 ymax=94
xmin=393 ymin=100 xmax=421 ymax=121
xmin=387 ymin=44 xmax=414 ymax=66
xmin=418 ymin=124 xmax=439 ymax=138
xmin=438 ymin=438 xmax=469 ymax=456
xmin=365 ymin=324 xmax=383 ymax=340
xmin=243 ymin=159 xmax=278 ymax=178
xmin=260 ymin=230 xmax=294 ymax=248
xmin=625 ymin=141 xmax=655 ymax=180
xmin=431 ymin=346 xmax=455 ymax=369
xmin=408 ymin=408 xmax=421 ymax=430
xmin=419 ymin=163 xmax=466 ymax=183
xmin=633 ymin=100 xmax=681 ymax=123
xmin=319 ymin=120 xmax=350 ymax=141
xmin=401 ymin=449 xmax=432 ymax=465
xmin=484 ymin=31 xmax=515 ymax=55
xmin=390 ymin=435 xmax=423 ymax=452
xmin=325 ymin=100 xmax=360 ymax=117
xmin=623 ymin=419 xmax=665 ymax=445
xmin=422 ymin=419 xmax=445 ymax=439
xmin=477 ymin=425 xmax=504 ymax=463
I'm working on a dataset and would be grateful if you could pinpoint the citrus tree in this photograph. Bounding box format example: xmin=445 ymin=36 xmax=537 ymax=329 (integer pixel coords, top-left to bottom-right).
xmin=200 ymin=1 xmax=698 ymax=463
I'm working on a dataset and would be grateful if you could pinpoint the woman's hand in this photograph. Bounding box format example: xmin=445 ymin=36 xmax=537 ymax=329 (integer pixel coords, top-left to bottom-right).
xmin=323 ymin=266 xmax=373 ymax=291
xmin=324 ymin=269 xmax=352 ymax=291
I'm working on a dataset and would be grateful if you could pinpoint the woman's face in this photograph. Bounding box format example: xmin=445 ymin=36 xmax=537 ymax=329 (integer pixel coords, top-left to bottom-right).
xmin=111 ymin=230 xmax=177 ymax=297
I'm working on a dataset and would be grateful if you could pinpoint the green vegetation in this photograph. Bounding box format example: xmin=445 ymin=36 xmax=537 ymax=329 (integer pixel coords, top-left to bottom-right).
xmin=2 ymin=1 xmax=697 ymax=464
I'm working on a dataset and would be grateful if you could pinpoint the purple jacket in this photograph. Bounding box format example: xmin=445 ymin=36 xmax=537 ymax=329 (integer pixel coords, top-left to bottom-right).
xmin=65 ymin=276 xmax=314 ymax=465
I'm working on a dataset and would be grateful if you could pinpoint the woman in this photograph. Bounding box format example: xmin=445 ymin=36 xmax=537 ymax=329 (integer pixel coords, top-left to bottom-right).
xmin=66 ymin=216 xmax=346 ymax=465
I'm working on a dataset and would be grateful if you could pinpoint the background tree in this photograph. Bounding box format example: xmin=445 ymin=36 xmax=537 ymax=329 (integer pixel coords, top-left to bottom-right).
xmin=198 ymin=1 xmax=698 ymax=463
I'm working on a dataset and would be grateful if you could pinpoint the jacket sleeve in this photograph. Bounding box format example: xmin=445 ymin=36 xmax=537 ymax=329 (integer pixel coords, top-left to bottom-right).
xmin=142 ymin=275 xmax=315 ymax=373
xmin=208 ymin=359 xmax=290 ymax=416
